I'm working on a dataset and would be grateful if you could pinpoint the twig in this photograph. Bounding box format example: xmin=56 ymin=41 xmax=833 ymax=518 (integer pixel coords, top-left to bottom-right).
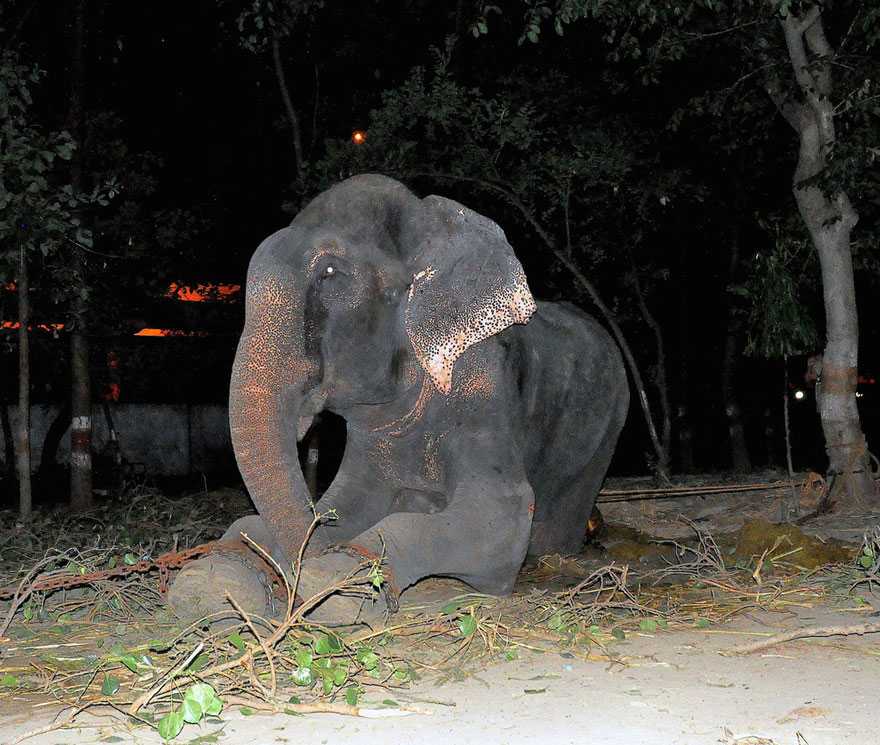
xmin=223 ymin=694 xmax=426 ymax=718
xmin=127 ymin=642 xmax=204 ymax=715
xmin=722 ymin=621 xmax=880 ymax=656
xmin=225 ymin=592 xmax=275 ymax=698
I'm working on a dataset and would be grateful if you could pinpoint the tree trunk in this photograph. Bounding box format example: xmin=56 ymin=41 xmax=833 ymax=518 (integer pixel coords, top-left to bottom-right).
xmin=628 ymin=249 xmax=672 ymax=471
xmin=271 ymin=36 xmax=305 ymax=186
xmin=720 ymin=235 xmax=751 ymax=472
xmin=771 ymin=7 xmax=875 ymax=508
xmin=68 ymin=0 xmax=92 ymax=510
xmin=16 ymin=243 xmax=32 ymax=519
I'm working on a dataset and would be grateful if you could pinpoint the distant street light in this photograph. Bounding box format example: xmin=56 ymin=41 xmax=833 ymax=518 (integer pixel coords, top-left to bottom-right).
xmin=351 ymin=130 xmax=367 ymax=145
xmin=794 ymin=389 xmax=805 ymax=400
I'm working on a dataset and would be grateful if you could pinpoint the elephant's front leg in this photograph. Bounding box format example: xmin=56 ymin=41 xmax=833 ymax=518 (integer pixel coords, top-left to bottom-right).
xmin=300 ymin=435 xmax=535 ymax=621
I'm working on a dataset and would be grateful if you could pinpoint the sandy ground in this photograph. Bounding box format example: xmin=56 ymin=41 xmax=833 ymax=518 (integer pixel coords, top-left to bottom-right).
xmin=3 ymin=601 xmax=878 ymax=745
xmin=2 ymin=472 xmax=878 ymax=745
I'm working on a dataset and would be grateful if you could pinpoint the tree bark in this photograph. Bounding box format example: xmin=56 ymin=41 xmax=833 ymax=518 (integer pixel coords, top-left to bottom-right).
xmin=68 ymin=0 xmax=92 ymax=510
xmin=16 ymin=243 xmax=32 ymax=520
xmin=271 ymin=36 xmax=305 ymax=185
xmin=720 ymin=234 xmax=751 ymax=472
xmin=628 ymin=249 xmax=672 ymax=473
xmin=769 ymin=6 xmax=875 ymax=507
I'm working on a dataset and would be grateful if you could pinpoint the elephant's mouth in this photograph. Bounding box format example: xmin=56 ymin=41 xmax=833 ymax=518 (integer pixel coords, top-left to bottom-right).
xmin=296 ymin=387 xmax=329 ymax=443
xmin=295 ymin=409 xmax=347 ymax=502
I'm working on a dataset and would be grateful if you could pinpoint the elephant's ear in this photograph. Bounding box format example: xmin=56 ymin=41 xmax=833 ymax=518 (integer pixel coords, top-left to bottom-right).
xmin=404 ymin=195 xmax=536 ymax=395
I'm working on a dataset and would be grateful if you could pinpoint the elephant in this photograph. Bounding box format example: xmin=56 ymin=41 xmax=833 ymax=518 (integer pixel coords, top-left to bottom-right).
xmin=168 ymin=174 xmax=629 ymax=623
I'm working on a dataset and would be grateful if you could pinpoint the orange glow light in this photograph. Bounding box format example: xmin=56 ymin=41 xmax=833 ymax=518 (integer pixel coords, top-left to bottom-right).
xmin=134 ymin=328 xmax=210 ymax=337
xmin=1 ymin=321 xmax=65 ymax=332
xmin=351 ymin=130 xmax=367 ymax=145
xmin=165 ymin=282 xmax=241 ymax=302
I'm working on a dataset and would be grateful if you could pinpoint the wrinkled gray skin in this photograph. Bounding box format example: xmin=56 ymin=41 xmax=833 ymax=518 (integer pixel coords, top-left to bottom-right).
xmin=173 ymin=175 xmax=628 ymax=621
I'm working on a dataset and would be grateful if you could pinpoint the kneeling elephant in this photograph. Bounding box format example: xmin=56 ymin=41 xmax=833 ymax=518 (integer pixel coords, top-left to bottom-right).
xmin=169 ymin=174 xmax=628 ymax=623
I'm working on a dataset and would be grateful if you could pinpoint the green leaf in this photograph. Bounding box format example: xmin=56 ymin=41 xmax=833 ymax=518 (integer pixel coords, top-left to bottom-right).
xmin=322 ymin=677 xmax=334 ymax=695
xmin=186 ymin=683 xmax=218 ymax=712
xmin=157 ymin=710 xmax=184 ymax=741
xmin=345 ymin=686 xmax=359 ymax=706
xmin=611 ymin=627 xmax=626 ymax=641
xmin=295 ymin=649 xmax=313 ymax=668
xmin=119 ymin=654 xmax=139 ymax=673
xmin=1 ymin=674 xmax=19 ymax=687
xmin=639 ymin=619 xmax=658 ymax=633
xmin=228 ymin=633 xmax=246 ymax=652
xmin=101 ymin=675 xmax=120 ymax=696
xmin=123 ymin=553 xmax=138 ymax=566
xmin=288 ymin=695 xmax=301 ymax=705
xmin=355 ymin=646 xmax=378 ymax=670
xmin=657 ymin=619 xmax=668 ymax=630
xmin=332 ymin=665 xmax=349 ymax=686
xmin=187 ymin=653 xmax=210 ymax=673
xmin=695 ymin=618 xmax=711 ymax=629
xmin=504 ymin=649 xmax=518 ymax=661
xmin=204 ymin=697 xmax=223 ymax=717
xmin=314 ymin=633 xmax=343 ymax=654
xmin=180 ymin=696 xmax=203 ymax=725
xmin=441 ymin=599 xmax=466 ymax=614
xmin=547 ymin=612 xmax=564 ymax=630
xmin=292 ymin=667 xmax=314 ymax=686
xmin=458 ymin=613 xmax=477 ymax=637
xmin=859 ymin=555 xmax=874 ymax=569
xmin=382 ymin=699 xmax=398 ymax=706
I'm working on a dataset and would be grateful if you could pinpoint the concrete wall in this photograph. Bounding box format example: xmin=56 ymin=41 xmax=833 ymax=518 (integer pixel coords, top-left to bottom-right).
xmin=1 ymin=404 xmax=234 ymax=476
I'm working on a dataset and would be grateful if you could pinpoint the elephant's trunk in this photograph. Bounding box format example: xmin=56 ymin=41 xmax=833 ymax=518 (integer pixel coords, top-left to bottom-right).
xmin=229 ymin=267 xmax=316 ymax=565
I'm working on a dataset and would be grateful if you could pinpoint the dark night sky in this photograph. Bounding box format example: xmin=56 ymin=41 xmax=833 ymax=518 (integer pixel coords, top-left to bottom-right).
xmin=4 ymin=1 xmax=879 ymax=477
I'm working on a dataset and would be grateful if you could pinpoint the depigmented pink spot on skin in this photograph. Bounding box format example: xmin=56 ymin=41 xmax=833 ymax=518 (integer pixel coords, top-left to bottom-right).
xmin=405 ymin=266 xmax=536 ymax=395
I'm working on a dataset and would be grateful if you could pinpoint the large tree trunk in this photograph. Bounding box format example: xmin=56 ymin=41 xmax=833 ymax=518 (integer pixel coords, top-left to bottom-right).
xmin=771 ymin=7 xmax=875 ymax=508
xmin=68 ymin=0 xmax=92 ymax=510
xmin=16 ymin=244 xmax=32 ymax=519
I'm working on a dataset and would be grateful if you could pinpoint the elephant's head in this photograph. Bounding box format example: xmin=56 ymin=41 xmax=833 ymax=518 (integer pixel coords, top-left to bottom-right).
xmin=229 ymin=174 xmax=536 ymax=562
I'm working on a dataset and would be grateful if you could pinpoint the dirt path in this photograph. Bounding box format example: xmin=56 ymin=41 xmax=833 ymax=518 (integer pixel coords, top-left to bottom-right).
xmin=3 ymin=602 xmax=877 ymax=745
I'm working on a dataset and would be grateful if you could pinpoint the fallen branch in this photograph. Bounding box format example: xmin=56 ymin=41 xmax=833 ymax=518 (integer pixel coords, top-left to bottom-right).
xmin=223 ymin=694 xmax=426 ymax=718
xmin=722 ymin=621 xmax=880 ymax=656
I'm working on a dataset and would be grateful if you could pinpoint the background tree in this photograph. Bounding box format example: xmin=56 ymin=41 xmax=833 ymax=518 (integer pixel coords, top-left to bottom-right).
xmin=526 ymin=0 xmax=879 ymax=505
xmin=0 ymin=48 xmax=77 ymax=518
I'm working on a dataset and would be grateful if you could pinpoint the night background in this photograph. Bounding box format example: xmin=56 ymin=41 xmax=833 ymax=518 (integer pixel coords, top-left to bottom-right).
xmin=1 ymin=0 xmax=878 ymax=506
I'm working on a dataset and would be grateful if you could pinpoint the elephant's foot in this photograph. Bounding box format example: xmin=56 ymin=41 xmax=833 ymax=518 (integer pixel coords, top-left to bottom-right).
xmin=166 ymin=550 xmax=280 ymax=624
xmin=295 ymin=550 xmax=394 ymax=626
xmin=166 ymin=516 xmax=287 ymax=625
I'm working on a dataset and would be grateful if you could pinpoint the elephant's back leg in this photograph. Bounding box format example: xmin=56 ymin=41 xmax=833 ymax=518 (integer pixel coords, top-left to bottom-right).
xmin=525 ymin=306 xmax=629 ymax=556
xmin=526 ymin=413 xmax=623 ymax=558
